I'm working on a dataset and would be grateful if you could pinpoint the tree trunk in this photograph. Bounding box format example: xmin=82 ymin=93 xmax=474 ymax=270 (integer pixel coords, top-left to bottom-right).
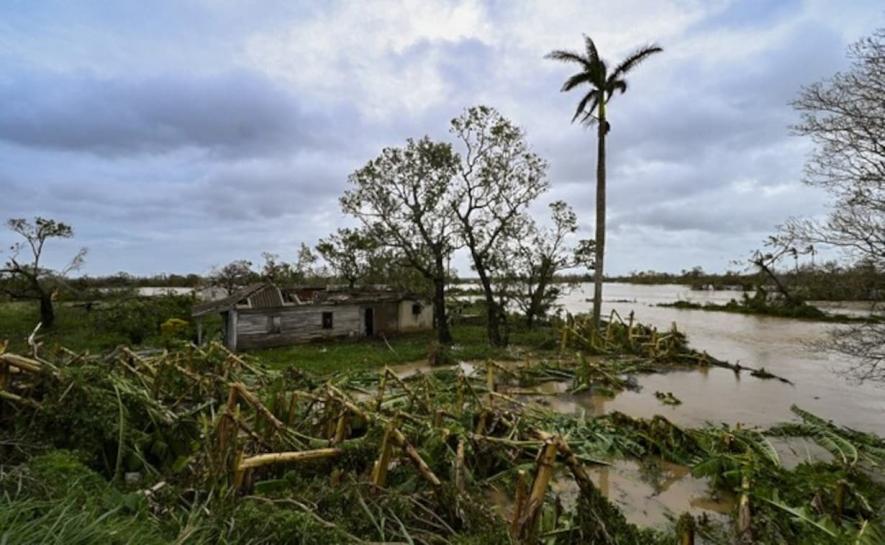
xmin=477 ymin=269 xmax=504 ymax=346
xmin=756 ymin=260 xmax=801 ymax=306
xmin=39 ymin=292 xmax=55 ymax=328
xmin=525 ymin=287 xmax=543 ymax=329
xmin=432 ymin=273 xmax=452 ymax=344
xmin=526 ymin=271 xmax=552 ymax=329
xmin=592 ymin=105 xmax=607 ymax=329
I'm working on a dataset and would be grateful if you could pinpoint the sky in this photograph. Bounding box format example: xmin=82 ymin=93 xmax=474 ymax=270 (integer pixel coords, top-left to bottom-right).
xmin=0 ymin=0 xmax=882 ymax=277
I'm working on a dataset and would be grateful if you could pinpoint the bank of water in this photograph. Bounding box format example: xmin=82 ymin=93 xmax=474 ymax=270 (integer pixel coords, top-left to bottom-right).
xmin=391 ymin=283 xmax=883 ymax=529
xmin=558 ymin=282 xmax=885 ymax=435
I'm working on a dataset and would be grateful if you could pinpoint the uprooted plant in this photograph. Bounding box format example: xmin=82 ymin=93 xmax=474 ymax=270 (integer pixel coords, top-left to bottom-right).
xmin=1 ymin=332 xmax=882 ymax=544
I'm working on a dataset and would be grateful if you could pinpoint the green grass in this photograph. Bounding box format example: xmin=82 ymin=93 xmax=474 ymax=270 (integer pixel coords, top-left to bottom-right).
xmin=0 ymin=299 xmax=222 ymax=354
xmin=0 ymin=451 xmax=170 ymax=545
xmin=253 ymin=323 xmax=555 ymax=374
xmin=1 ymin=300 xmax=557 ymax=375
xmin=0 ymin=301 xmax=126 ymax=353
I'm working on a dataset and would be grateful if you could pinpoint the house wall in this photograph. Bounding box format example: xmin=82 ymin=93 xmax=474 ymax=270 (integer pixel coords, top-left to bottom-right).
xmin=223 ymin=310 xmax=237 ymax=351
xmin=371 ymin=301 xmax=401 ymax=335
xmin=397 ymin=299 xmax=434 ymax=332
xmin=235 ymin=304 xmax=362 ymax=349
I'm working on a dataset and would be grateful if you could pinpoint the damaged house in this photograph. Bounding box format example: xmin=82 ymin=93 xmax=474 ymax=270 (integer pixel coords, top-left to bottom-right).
xmin=192 ymin=283 xmax=434 ymax=351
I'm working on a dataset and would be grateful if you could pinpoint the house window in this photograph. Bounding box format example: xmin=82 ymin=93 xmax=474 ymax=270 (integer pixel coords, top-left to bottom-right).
xmin=411 ymin=303 xmax=422 ymax=316
xmin=322 ymin=312 xmax=333 ymax=329
xmin=267 ymin=315 xmax=281 ymax=334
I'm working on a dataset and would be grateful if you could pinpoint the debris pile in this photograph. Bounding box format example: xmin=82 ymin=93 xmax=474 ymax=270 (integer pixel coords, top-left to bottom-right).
xmin=1 ymin=334 xmax=883 ymax=544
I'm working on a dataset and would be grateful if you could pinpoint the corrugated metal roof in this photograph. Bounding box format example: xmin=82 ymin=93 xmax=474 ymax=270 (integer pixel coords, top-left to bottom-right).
xmin=193 ymin=283 xmax=429 ymax=317
xmin=248 ymin=285 xmax=284 ymax=308
xmin=191 ymin=283 xmax=265 ymax=317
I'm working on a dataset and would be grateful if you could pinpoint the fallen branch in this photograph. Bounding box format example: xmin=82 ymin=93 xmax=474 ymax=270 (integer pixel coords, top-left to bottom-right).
xmin=238 ymin=448 xmax=341 ymax=470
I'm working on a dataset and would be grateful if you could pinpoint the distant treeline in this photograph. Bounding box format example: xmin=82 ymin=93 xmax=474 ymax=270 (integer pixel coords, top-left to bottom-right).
xmin=608 ymin=261 xmax=884 ymax=301
xmin=17 ymin=260 xmax=878 ymax=304
xmin=60 ymin=272 xmax=593 ymax=291
xmin=606 ymin=268 xmax=755 ymax=289
xmin=67 ymin=272 xmax=205 ymax=289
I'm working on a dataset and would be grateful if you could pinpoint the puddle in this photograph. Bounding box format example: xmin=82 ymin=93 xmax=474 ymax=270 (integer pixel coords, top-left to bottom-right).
xmin=488 ymin=459 xmax=733 ymax=529
xmin=390 ymin=359 xmax=477 ymax=379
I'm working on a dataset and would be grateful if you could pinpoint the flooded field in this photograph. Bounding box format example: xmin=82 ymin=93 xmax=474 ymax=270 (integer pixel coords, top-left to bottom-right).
xmin=391 ymin=282 xmax=884 ymax=530
xmin=487 ymin=458 xmax=734 ymax=529
xmin=558 ymin=282 xmax=885 ymax=435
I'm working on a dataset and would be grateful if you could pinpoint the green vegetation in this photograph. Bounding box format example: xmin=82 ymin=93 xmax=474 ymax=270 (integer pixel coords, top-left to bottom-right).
xmin=0 ymin=298 xmax=555 ymax=376
xmin=257 ymin=324 xmax=553 ymax=375
xmin=0 ymin=295 xmax=203 ymax=353
xmin=657 ymin=292 xmax=882 ymax=323
xmin=610 ymin=261 xmax=884 ymax=303
xmin=2 ymin=332 xmax=882 ymax=544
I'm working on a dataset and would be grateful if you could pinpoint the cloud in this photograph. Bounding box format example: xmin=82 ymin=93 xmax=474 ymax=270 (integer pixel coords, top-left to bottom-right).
xmin=0 ymin=0 xmax=882 ymax=276
xmin=0 ymin=69 xmax=331 ymax=157
xmin=244 ymin=0 xmax=492 ymax=118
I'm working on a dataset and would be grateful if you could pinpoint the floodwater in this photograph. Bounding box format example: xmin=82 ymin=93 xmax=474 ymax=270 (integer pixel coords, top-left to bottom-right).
xmin=487 ymin=458 xmax=733 ymax=529
xmin=393 ymin=282 xmax=885 ymax=529
xmin=557 ymin=282 xmax=885 ymax=435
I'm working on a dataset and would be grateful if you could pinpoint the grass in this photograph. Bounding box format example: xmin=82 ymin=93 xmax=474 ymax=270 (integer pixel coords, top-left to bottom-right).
xmin=0 ymin=299 xmax=220 ymax=354
xmin=0 ymin=301 xmax=128 ymax=353
xmin=252 ymin=323 xmax=555 ymax=374
xmin=0 ymin=299 xmax=557 ymax=376
xmin=0 ymin=451 xmax=170 ymax=545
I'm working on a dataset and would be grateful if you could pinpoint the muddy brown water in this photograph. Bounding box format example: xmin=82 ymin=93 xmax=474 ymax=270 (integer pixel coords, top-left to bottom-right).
xmin=558 ymin=282 xmax=885 ymax=436
xmin=393 ymin=283 xmax=883 ymax=528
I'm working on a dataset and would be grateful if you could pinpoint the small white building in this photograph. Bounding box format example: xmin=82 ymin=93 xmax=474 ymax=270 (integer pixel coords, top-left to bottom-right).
xmin=192 ymin=283 xmax=433 ymax=351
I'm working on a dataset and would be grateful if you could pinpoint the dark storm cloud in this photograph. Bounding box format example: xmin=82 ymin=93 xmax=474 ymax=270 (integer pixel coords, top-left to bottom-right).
xmin=0 ymin=69 xmax=329 ymax=157
xmin=0 ymin=0 xmax=882 ymax=276
xmin=189 ymin=155 xmax=351 ymax=222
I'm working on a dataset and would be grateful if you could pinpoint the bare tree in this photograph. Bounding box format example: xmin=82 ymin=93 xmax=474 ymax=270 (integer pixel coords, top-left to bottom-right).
xmin=781 ymin=28 xmax=885 ymax=381
xmin=451 ymin=106 xmax=549 ymax=346
xmin=748 ymin=240 xmax=804 ymax=306
xmin=1 ymin=217 xmax=87 ymax=327
xmin=342 ymin=137 xmax=460 ymax=344
xmin=294 ymin=243 xmax=324 ymax=282
xmin=507 ymin=201 xmax=592 ymax=328
xmin=316 ymin=228 xmax=381 ymax=289
xmin=208 ymin=259 xmax=255 ymax=295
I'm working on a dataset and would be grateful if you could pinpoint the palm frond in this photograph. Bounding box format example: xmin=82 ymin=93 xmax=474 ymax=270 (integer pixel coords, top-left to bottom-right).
xmin=583 ymin=34 xmax=599 ymax=64
xmin=758 ymin=497 xmax=838 ymax=537
xmin=579 ymin=109 xmax=598 ymax=126
xmin=610 ymin=44 xmax=663 ymax=79
xmin=813 ymin=428 xmax=860 ymax=466
xmin=561 ymin=71 xmax=591 ymax=92
xmin=572 ymin=90 xmax=599 ymax=124
xmin=606 ymin=79 xmax=627 ymax=100
xmin=544 ymin=49 xmax=589 ymax=68
xmin=591 ymin=58 xmax=608 ymax=84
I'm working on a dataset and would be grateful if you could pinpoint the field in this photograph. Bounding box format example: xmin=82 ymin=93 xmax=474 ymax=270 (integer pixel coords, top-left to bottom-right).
xmin=2 ymin=298 xmax=884 ymax=544
xmin=0 ymin=299 xmax=554 ymax=374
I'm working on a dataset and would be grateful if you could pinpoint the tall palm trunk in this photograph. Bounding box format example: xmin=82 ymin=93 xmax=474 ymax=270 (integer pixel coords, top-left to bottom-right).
xmin=592 ymin=101 xmax=607 ymax=329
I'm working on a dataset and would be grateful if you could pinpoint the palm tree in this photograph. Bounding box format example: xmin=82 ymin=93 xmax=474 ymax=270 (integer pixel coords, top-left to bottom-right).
xmin=546 ymin=36 xmax=662 ymax=329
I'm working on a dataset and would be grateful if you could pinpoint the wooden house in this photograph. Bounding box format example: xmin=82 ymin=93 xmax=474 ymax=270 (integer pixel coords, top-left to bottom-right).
xmin=191 ymin=283 xmax=433 ymax=351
